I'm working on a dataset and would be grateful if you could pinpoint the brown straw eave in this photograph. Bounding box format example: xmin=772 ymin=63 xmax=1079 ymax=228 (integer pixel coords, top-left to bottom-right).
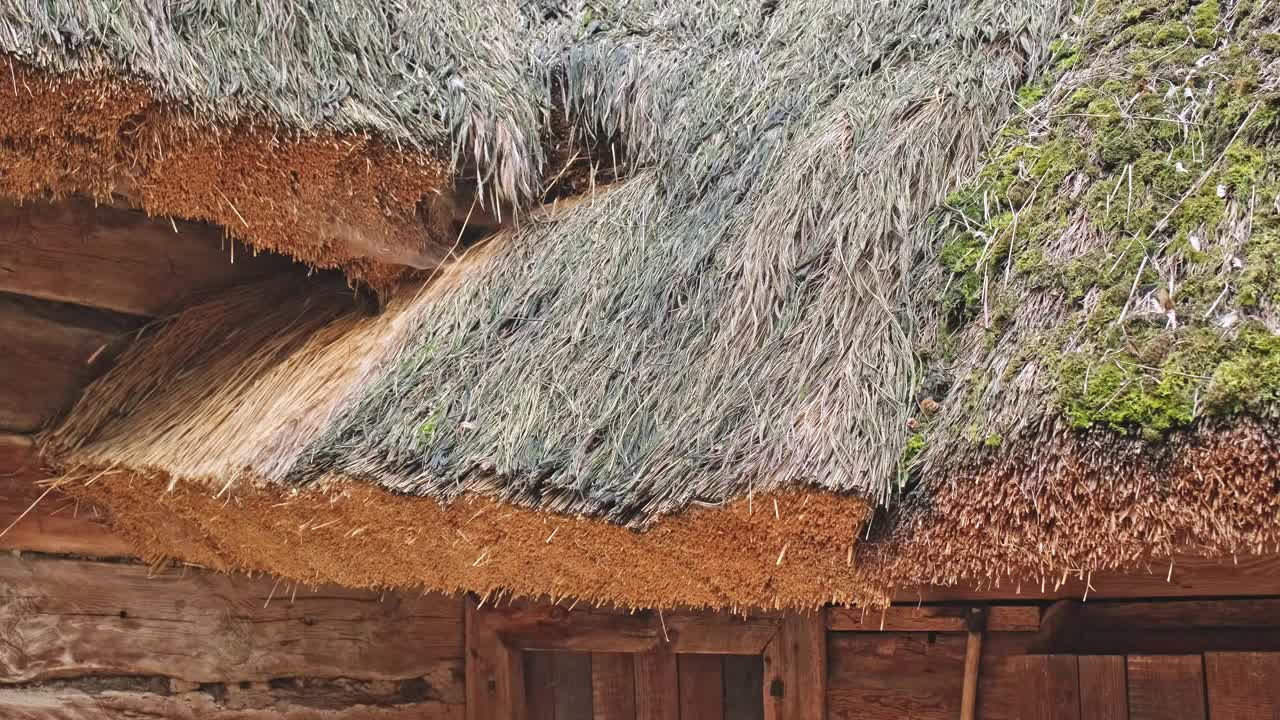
xmin=59 ymin=471 xmax=879 ymax=612
xmin=873 ymin=418 xmax=1280 ymax=595
xmin=0 ymin=56 xmax=455 ymax=289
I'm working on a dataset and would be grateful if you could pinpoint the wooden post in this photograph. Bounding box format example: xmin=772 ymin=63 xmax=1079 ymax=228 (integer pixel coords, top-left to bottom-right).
xmin=960 ymin=607 xmax=988 ymax=720
xmin=465 ymin=596 xmax=527 ymax=720
xmin=762 ymin=608 xmax=826 ymax=720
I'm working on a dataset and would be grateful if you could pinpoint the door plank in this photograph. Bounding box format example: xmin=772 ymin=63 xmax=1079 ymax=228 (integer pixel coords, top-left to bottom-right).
xmin=723 ymin=655 xmax=764 ymax=720
xmin=1205 ymin=652 xmax=1280 ymax=719
xmin=827 ymin=633 xmax=965 ymax=720
xmin=592 ymin=652 xmax=636 ymax=720
xmin=525 ymin=652 xmax=557 ymax=720
xmin=553 ymin=652 xmax=593 ymax=720
xmin=1127 ymin=655 xmax=1206 ymax=720
xmin=762 ymin=611 xmax=825 ymax=720
xmin=1078 ymin=655 xmax=1127 ymax=720
xmin=678 ymin=654 xmax=724 ymax=719
xmin=1017 ymin=655 xmax=1079 ymax=720
xmin=634 ymin=651 xmax=679 ymax=720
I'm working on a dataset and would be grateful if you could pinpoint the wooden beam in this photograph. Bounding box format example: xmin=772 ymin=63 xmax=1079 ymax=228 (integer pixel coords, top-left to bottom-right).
xmin=0 ymin=687 xmax=464 ymax=720
xmin=902 ymin=553 xmax=1280 ymax=602
xmin=0 ymin=293 xmax=142 ymax=432
xmin=466 ymin=596 xmax=526 ymax=720
xmin=478 ymin=603 xmax=781 ymax=655
xmin=0 ymin=553 xmax=463 ymax=684
xmin=762 ymin=610 xmax=825 ymax=720
xmin=827 ymin=604 xmax=1039 ymax=632
xmin=0 ymin=198 xmax=292 ymax=317
xmin=0 ymin=434 xmax=132 ymax=557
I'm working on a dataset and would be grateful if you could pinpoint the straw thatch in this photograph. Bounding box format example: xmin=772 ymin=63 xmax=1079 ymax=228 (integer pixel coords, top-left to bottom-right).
xmin=25 ymin=0 xmax=1280 ymax=607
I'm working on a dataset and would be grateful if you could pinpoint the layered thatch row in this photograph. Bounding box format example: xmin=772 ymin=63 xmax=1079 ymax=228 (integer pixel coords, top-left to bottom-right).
xmin=0 ymin=60 xmax=455 ymax=285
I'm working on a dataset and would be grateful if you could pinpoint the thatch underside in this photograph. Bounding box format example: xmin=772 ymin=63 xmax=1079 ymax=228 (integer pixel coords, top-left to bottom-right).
xmin=0 ymin=59 xmax=455 ymax=286
xmin=61 ymin=473 xmax=873 ymax=610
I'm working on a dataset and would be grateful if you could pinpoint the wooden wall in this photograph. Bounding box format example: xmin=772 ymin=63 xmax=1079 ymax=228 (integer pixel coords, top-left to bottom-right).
xmin=827 ymin=599 xmax=1280 ymax=719
xmin=0 ymin=434 xmax=466 ymax=719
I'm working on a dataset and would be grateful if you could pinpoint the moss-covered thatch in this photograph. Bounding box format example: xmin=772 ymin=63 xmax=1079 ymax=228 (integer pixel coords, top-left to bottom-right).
xmin=19 ymin=0 xmax=1280 ymax=608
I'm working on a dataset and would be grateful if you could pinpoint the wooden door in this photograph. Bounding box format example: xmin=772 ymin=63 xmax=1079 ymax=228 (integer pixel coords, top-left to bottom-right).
xmin=465 ymin=599 xmax=823 ymax=720
xmin=522 ymin=650 xmax=765 ymax=719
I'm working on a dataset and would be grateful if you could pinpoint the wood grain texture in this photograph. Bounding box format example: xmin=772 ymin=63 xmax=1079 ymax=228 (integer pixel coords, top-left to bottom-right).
xmin=553 ymin=652 xmax=593 ymax=720
xmin=827 ymin=605 xmax=1039 ymax=632
xmin=827 ymin=632 xmax=964 ymax=720
xmin=483 ymin=603 xmax=780 ymax=655
xmin=905 ymin=553 xmax=1280 ymax=602
xmin=677 ymin=654 xmax=723 ymax=720
xmin=633 ymin=651 xmax=679 ymax=720
xmin=0 ymin=293 xmax=141 ymax=432
xmin=762 ymin=611 xmax=824 ymax=720
xmin=0 ymin=434 xmax=132 ymax=556
xmin=0 ymin=554 xmax=464 ymax=685
xmin=723 ymin=655 xmax=764 ymax=720
xmin=1077 ymin=655 xmax=1127 ymax=720
xmin=525 ymin=652 xmax=557 ymax=720
xmin=0 ymin=198 xmax=292 ymax=316
xmin=0 ymin=686 xmax=464 ymax=719
xmin=1127 ymin=655 xmax=1206 ymax=720
xmin=591 ymin=652 xmax=636 ymax=720
xmin=467 ymin=597 xmax=526 ymax=720
xmin=1206 ymin=652 xmax=1280 ymax=719
xmin=1017 ymin=655 xmax=1079 ymax=720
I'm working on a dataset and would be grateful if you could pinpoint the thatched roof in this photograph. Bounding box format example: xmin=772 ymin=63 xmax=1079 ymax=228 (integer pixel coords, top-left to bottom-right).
xmin=15 ymin=0 xmax=1280 ymax=608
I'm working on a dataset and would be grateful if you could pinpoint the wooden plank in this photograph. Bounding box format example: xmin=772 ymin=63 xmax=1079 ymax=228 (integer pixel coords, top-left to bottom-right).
xmin=762 ymin=610 xmax=824 ymax=720
xmin=1017 ymin=655 xmax=1079 ymax=720
xmin=0 ymin=197 xmax=292 ymax=316
xmin=0 ymin=553 xmax=463 ymax=684
xmin=525 ymin=652 xmax=557 ymax=720
xmin=678 ymin=654 xmax=724 ymax=720
xmin=592 ymin=652 xmax=636 ymax=720
xmin=0 ymin=293 xmax=141 ymax=432
xmin=1127 ymin=655 xmax=1206 ymax=720
xmin=1080 ymin=598 xmax=1280 ymax=629
xmin=0 ymin=686 xmax=464 ymax=719
xmin=553 ymin=652 xmax=593 ymax=720
xmin=827 ymin=632 xmax=965 ymax=719
xmin=723 ymin=655 xmax=764 ymax=720
xmin=827 ymin=605 xmax=1039 ymax=632
xmin=1205 ymin=652 xmax=1280 ymax=719
xmin=467 ymin=596 xmax=526 ymax=720
xmin=973 ymin=632 xmax=1041 ymax=720
xmin=633 ymin=651 xmax=679 ymax=720
xmin=904 ymin=553 xmax=1280 ymax=602
xmin=0 ymin=434 xmax=132 ymax=556
xmin=485 ymin=604 xmax=779 ymax=655
xmin=1078 ymin=655 xmax=1127 ymax=720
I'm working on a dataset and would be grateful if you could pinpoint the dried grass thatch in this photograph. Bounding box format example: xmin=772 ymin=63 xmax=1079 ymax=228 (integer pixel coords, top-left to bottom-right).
xmin=33 ymin=0 xmax=1280 ymax=607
